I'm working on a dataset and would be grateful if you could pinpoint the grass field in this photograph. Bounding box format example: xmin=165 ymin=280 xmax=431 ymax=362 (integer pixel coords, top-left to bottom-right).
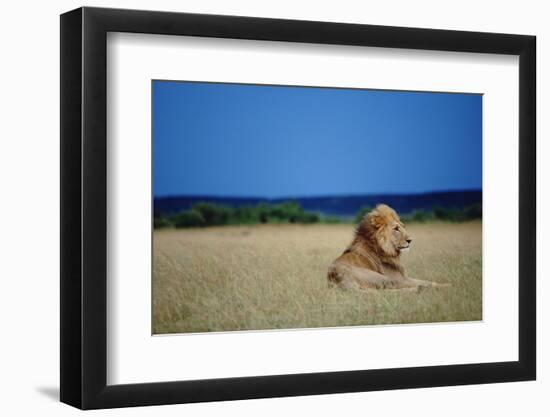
xmin=153 ymin=221 xmax=482 ymax=334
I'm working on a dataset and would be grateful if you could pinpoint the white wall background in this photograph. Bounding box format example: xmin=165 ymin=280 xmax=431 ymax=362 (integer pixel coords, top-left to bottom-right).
xmin=0 ymin=0 xmax=545 ymax=415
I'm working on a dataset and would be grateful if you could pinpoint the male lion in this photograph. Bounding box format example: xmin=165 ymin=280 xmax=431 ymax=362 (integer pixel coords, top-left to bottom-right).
xmin=327 ymin=204 xmax=448 ymax=292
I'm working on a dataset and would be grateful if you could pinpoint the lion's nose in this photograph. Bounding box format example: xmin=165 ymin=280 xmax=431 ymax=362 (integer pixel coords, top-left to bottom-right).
xmin=406 ymin=239 xmax=412 ymax=243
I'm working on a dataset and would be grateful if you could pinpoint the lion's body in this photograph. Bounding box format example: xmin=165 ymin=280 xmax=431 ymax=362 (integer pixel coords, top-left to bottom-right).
xmin=327 ymin=204 xmax=448 ymax=292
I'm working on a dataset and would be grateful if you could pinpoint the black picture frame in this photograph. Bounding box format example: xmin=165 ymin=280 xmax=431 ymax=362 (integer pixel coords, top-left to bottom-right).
xmin=60 ymin=6 xmax=536 ymax=410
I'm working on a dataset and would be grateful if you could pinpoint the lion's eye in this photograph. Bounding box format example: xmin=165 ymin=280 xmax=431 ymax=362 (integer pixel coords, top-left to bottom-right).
xmin=394 ymin=226 xmax=399 ymax=232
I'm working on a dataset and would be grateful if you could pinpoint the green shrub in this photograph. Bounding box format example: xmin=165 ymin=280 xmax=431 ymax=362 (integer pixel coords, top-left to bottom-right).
xmin=298 ymin=212 xmax=320 ymax=224
xmin=257 ymin=203 xmax=270 ymax=224
xmin=409 ymin=209 xmax=433 ymax=222
xmin=173 ymin=210 xmax=205 ymax=228
xmin=154 ymin=216 xmax=171 ymax=229
xmin=230 ymin=206 xmax=260 ymax=224
xmin=433 ymin=205 xmax=482 ymax=222
xmin=321 ymin=216 xmax=342 ymax=224
xmin=433 ymin=206 xmax=446 ymax=220
xmin=400 ymin=204 xmax=482 ymax=224
xmin=270 ymin=201 xmax=304 ymax=222
xmin=433 ymin=206 xmax=465 ymax=221
xmin=192 ymin=202 xmax=230 ymax=226
xmin=464 ymin=203 xmax=482 ymax=220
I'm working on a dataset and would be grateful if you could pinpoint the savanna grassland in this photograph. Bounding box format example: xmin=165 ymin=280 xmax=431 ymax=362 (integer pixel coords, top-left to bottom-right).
xmin=153 ymin=221 xmax=482 ymax=334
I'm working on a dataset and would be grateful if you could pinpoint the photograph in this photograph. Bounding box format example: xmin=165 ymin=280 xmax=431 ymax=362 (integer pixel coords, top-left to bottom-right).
xmin=152 ymin=80 xmax=483 ymax=335
xmin=53 ymin=3 xmax=538 ymax=411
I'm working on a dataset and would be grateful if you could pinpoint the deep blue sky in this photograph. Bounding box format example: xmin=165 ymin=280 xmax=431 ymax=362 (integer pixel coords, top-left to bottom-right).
xmin=153 ymin=81 xmax=482 ymax=198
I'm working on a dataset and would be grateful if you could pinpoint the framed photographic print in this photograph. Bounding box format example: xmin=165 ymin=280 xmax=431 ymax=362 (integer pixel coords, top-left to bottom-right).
xmin=60 ymin=6 xmax=536 ymax=409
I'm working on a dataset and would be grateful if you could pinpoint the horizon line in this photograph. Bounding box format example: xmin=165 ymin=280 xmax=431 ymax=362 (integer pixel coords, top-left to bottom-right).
xmin=154 ymin=188 xmax=482 ymax=201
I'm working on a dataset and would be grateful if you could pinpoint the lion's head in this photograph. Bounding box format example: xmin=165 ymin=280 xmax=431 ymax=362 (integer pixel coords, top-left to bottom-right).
xmin=357 ymin=204 xmax=412 ymax=258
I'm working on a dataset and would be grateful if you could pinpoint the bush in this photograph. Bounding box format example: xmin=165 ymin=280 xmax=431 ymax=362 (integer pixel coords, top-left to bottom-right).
xmin=173 ymin=210 xmax=205 ymax=228
xmin=396 ymin=204 xmax=483 ymax=224
xmin=433 ymin=206 xmax=446 ymax=220
xmin=192 ymin=202 xmax=230 ymax=226
xmin=464 ymin=203 xmax=482 ymax=220
xmin=409 ymin=209 xmax=433 ymax=223
xmin=298 ymin=212 xmax=320 ymax=224
xmin=433 ymin=205 xmax=482 ymax=222
xmin=257 ymin=203 xmax=270 ymax=224
xmin=153 ymin=215 xmax=171 ymax=229
xmin=270 ymin=201 xmax=304 ymax=222
xmin=433 ymin=206 xmax=465 ymax=221
xmin=230 ymin=206 xmax=260 ymax=224
xmin=321 ymin=216 xmax=342 ymax=224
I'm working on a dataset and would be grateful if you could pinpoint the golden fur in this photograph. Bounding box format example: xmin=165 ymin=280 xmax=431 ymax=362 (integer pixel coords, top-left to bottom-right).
xmin=327 ymin=204 xmax=448 ymax=292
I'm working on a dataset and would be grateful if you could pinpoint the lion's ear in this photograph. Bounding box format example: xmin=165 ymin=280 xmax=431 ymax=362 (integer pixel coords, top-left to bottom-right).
xmin=368 ymin=213 xmax=385 ymax=229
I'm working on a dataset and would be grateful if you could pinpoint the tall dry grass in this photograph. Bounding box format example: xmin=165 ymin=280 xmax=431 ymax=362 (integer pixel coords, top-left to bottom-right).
xmin=153 ymin=221 xmax=482 ymax=334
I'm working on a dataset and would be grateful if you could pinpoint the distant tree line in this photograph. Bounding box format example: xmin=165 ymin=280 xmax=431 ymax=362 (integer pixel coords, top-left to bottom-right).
xmin=154 ymin=201 xmax=330 ymax=229
xmin=355 ymin=203 xmax=482 ymax=224
xmin=154 ymin=201 xmax=482 ymax=229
